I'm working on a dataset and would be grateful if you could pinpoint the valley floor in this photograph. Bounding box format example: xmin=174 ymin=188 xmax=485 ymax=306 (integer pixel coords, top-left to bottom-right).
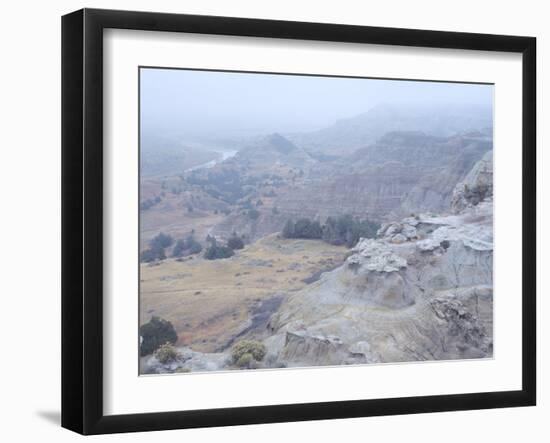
xmin=139 ymin=234 xmax=346 ymax=353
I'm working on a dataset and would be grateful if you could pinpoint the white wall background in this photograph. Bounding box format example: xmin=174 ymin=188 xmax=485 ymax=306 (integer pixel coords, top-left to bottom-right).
xmin=0 ymin=0 xmax=546 ymax=441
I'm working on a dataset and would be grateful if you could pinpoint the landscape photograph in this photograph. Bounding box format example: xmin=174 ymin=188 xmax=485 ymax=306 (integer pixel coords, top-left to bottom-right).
xmin=138 ymin=68 xmax=494 ymax=374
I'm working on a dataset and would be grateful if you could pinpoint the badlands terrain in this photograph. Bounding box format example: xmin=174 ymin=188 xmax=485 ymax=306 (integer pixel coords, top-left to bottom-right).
xmin=139 ymin=104 xmax=494 ymax=374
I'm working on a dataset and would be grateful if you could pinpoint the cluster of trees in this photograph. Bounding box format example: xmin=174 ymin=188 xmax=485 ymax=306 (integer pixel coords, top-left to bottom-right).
xmin=172 ymin=235 xmax=202 ymax=257
xmin=323 ymin=215 xmax=380 ymax=247
xmin=282 ymin=218 xmax=323 ymax=239
xmin=282 ymin=214 xmax=380 ymax=248
xmin=204 ymin=233 xmax=245 ymax=260
xmin=204 ymin=243 xmax=234 ymax=260
xmin=140 ymin=231 xmax=247 ymax=263
xmin=140 ymin=232 xmax=174 ymax=263
xmin=141 ymin=232 xmax=207 ymax=263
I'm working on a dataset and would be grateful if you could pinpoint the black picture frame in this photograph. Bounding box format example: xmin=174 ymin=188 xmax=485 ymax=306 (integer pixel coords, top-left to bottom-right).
xmin=62 ymin=8 xmax=536 ymax=435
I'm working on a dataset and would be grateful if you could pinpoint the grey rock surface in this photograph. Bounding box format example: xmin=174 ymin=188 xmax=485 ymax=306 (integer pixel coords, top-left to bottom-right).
xmin=266 ymin=166 xmax=493 ymax=367
xmin=451 ymin=150 xmax=493 ymax=213
xmin=140 ymin=347 xmax=231 ymax=374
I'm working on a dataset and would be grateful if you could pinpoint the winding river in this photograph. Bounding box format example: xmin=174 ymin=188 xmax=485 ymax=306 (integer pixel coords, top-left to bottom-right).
xmin=185 ymin=149 xmax=238 ymax=172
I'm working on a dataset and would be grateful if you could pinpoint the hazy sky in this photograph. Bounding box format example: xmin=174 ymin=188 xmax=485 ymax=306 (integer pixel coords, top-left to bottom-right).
xmin=140 ymin=68 xmax=493 ymax=140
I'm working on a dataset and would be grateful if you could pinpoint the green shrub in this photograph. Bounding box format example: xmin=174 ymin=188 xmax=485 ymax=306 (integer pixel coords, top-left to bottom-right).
xmin=155 ymin=343 xmax=179 ymax=364
xmin=227 ymin=235 xmax=245 ymax=250
xmin=282 ymin=215 xmax=379 ymax=247
xmin=282 ymin=220 xmax=294 ymax=238
xmin=173 ymin=235 xmax=203 ymax=257
xmin=140 ymin=195 xmax=162 ymax=211
xmin=296 ymin=218 xmax=322 ymax=239
xmin=323 ymin=215 xmax=379 ymax=247
xmin=282 ymin=218 xmax=322 ymax=239
xmin=236 ymin=353 xmax=254 ymax=368
xmin=172 ymin=239 xmax=186 ymax=257
xmin=187 ymin=241 xmax=202 ymax=255
xmin=139 ymin=316 xmax=178 ymax=356
xmin=150 ymin=232 xmax=174 ymax=250
xmin=141 ymin=232 xmax=174 ymax=262
xmin=140 ymin=245 xmax=166 ymax=263
xmin=247 ymin=209 xmax=260 ymax=220
xmin=231 ymin=340 xmax=266 ymax=368
xmin=204 ymin=244 xmax=234 ymax=260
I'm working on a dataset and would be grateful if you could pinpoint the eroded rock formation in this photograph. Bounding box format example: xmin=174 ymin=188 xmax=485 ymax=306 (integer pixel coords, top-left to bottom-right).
xmin=265 ymin=153 xmax=494 ymax=367
xmin=142 ymin=151 xmax=494 ymax=374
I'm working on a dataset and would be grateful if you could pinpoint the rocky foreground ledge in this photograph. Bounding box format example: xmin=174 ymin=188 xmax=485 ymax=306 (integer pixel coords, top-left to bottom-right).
xmin=265 ymin=199 xmax=493 ymax=367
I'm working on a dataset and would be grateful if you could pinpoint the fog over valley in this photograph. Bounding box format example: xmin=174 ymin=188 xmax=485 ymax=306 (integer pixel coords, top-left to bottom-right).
xmin=140 ymin=68 xmax=493 ymax=140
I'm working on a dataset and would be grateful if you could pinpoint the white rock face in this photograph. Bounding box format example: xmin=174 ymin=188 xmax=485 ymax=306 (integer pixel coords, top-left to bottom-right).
xmin=451 ymin=150 xmax=493 ymax=213
xmin=378 ymin=218 xmax=420 ymax=243
xmin=349 ymin=238 xmax=407 ymax=272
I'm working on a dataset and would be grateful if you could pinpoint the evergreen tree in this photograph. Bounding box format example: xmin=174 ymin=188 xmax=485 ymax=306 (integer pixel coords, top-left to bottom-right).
xmin=204 ymin=244 xmax=234 ymax=260
xmin=150 ymin=232 xmax=174 ymax=250
xmin=139 ymin=316 xmax=178 ymax=356
xmin=227 ymin=234 xmax=245 ymax=250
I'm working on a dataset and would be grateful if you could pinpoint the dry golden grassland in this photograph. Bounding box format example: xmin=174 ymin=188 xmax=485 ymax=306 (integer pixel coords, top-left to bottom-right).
xmin=140 ymin=234 xmax=346 ymax=352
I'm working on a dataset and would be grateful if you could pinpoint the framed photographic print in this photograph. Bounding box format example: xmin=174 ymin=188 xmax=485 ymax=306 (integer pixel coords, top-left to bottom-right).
xmin=61 ymin=8 xmax=536 ymax=435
